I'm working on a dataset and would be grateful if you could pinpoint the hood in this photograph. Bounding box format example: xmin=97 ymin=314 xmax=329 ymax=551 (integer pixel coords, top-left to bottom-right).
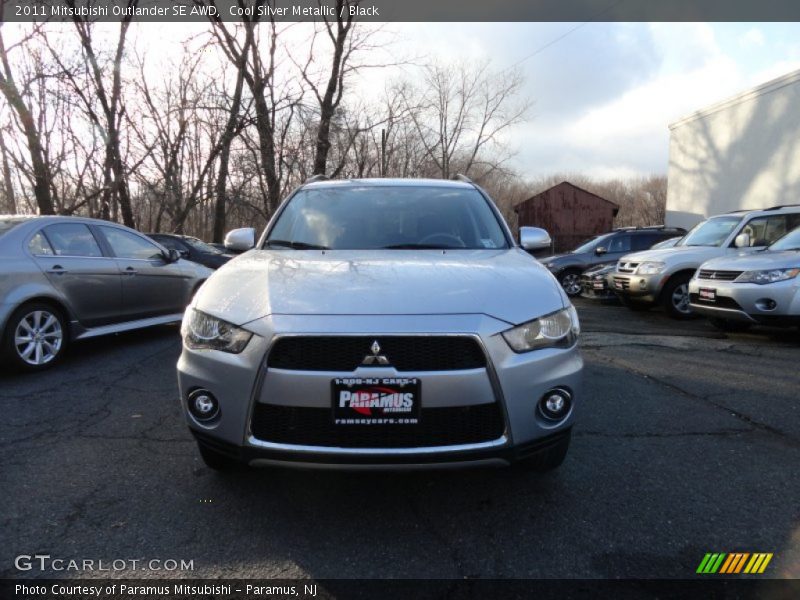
xmin=194 ymin=249 xmax=566 ymax=327
xmin=620 ymin=245 xmax=730 ymax=267
xmin=700 ymin=250 xmax=800 ymax=272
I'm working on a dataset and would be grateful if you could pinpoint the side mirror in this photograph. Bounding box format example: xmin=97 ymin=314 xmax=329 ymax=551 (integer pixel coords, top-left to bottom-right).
xmin=224 ymin=227 xmax=256 ymax=252
xmin=595 ymin=246 xmax=607 ymax=255
xmin=734 ymin=232 xmax=751 ymax=248
xmin=520 ymin=226 xmax=552 ymax=251
xmin=163 ymin=248 xmax=180 ymax=263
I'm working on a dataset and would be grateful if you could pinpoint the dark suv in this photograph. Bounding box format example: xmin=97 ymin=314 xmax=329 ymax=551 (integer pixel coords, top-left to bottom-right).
xmin=538 ymin=226 xmax=686 ymax=296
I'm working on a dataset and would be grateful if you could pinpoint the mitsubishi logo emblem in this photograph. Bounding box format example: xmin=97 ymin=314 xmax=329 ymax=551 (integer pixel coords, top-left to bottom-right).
xmin=361 ymin=340 xmax=389 ymax=365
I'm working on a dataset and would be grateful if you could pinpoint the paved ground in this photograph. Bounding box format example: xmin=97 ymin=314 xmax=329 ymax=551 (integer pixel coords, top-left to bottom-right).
xmin=2 ymin=299 xmax=799 ymax=579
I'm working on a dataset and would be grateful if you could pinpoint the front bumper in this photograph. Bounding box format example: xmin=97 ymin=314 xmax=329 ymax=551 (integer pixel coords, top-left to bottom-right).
xmin=688 ymin=278 xmax=800 ymax=325
xmin=177 ymin=314 xmax=583 ymax=469
xmin=580 ymin=274 xmax=616 ymax=300
xmin=609 ymin=271 xmax=664 ymax=303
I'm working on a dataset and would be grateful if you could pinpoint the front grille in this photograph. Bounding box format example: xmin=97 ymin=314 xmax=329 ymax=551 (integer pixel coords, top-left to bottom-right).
xmin=267 ymin=336 xmax=486 ymax=372
xmin=617 ymin=262 xmax=639 ymax=274
xmin=251 ymin=403 xmax=505 ymax=448
xmin=612 ymin=276 xmax=630 ymax=290
xmin=697 ymin=269 xmax=743 ymax=281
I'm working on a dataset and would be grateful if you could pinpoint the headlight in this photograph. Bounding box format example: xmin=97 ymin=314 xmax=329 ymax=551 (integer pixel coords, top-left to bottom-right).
xmin=181 ymin=309 xmax=253 ymax=353
xmin=502 ymin=306 xmax=580 ymax=353
xmin=735 ymin=268 xmax=800 ymax=285
xmin=636 ymin=261 xmax=666 ymax=275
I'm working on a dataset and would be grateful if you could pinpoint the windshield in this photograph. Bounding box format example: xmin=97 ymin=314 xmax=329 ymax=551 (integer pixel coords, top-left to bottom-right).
xmin=681 ymin=216 xmax=741 ymax=247
xmin=265 ymin=185 xmax=509 ymax=250
xmin=571 ymin=233 xmax=613 ymax=254
xmin=183 ymin=237 xmax=224 ymax=254
xmin=768 ymin=226 xmax=800 ymax=251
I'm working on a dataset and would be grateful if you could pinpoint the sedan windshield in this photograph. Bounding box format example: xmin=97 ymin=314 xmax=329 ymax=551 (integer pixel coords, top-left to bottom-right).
xmin=183 ymin=237 xmax=224 ymax=254
xmin=265 ymin=185 xmax=509 ymax=250
xmin=768 ymin=226 xmax=800 ymax=251
xmin=681 ymin=216 xmax=741 ymax=247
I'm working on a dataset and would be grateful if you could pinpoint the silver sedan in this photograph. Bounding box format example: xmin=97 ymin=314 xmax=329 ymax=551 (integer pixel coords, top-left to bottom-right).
xmin=178 ymin=178 xmax=583 ymax=472
xmin=0 ymin=216 xmax=212 ymax=371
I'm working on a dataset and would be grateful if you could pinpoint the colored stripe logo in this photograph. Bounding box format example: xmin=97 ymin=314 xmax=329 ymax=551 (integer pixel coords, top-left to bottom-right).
xmin=697 ymin=552 xmax=773 ymax=574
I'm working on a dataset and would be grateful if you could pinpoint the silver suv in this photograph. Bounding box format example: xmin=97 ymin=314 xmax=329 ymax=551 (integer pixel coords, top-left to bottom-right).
xmin=178 ymin=177 xmax=583 ymax=472
xmin=611 ymin=206 xmax=800 ymax=318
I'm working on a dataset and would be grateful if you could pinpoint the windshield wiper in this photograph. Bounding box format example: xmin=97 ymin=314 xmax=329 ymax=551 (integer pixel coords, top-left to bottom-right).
xmin=381 ymin=243 xmax=460 ymax=249
xmin=265 ymin=239 xmax=329 ymax=250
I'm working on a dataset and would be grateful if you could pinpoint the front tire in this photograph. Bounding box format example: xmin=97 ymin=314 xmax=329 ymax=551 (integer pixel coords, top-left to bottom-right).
xmin=2 ymin=302 xmax=68 ymax=372
xmin=558 ymin=270 xmax=583 ymax=297
xmin=661 ymin=273 xmax=694 ymax=319
xmin=515 ymin=431 xmax=571 ymax=472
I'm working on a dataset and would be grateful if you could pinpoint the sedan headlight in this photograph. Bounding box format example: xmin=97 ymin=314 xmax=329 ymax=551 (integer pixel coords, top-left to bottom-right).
xmin=182 ymin=308 xmax=253 ymax=353
xmin=502 ymin=306 xmax=580 ymax=353
xmin=735 ymin=268 xmax=800 ymax=285
xmin=636 ymin=261 xmax=666 ymax=275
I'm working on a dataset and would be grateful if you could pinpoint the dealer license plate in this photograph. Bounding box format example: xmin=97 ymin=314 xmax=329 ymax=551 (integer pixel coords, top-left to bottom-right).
xmin=698 ymin=287 xmax=717 ymax=302
xmin=332 ymin=378 xmax=420 ymax=425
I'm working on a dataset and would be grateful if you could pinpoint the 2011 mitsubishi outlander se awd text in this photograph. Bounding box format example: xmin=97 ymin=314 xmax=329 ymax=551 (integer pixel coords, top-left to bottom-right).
xmin=177 ymin=177 xmax=583 ymax=472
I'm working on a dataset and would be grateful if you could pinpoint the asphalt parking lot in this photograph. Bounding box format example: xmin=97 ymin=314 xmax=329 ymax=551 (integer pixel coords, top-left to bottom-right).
xmin=2 ymin=299 xmax=799 ymax=580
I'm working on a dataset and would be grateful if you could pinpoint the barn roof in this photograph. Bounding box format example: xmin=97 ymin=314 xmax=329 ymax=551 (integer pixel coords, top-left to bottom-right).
xmin=514 ymin=181 xmax=619 ymax=215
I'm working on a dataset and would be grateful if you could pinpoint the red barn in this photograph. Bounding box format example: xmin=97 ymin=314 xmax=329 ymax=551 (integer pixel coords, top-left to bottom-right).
xmin=514 ymin=181 xmax=619 ymax=254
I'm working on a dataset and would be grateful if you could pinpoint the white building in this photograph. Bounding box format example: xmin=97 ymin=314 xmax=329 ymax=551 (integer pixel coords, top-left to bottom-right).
xmin=665 ymin=68 xmax=800 ymax=230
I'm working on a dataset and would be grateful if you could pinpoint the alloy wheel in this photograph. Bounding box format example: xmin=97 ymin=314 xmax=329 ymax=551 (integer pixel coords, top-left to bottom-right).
xmin=671 ymin=283 xmax=692 ymax=314
xmin=560 ymin=273 xmax=582 ymax=296
xmin=14 ymin=310 xmax=64 ymax=366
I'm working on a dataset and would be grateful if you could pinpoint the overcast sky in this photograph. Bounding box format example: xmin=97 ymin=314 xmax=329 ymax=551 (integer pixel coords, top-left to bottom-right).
xmin=10 ymin=21 xmax=800 ymax=182
xmin=376 ymin=22 xmax=800 ymax=180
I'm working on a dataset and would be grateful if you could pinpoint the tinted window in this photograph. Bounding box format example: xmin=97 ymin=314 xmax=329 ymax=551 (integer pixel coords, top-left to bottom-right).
xmin=607 ymin=235 xmax=631 ymax=253
xmin=152 ymin=236 xmax=185 ymax=252
xmin=101 ymin=227 xmax=163 ymax=260
xmin=28 ymin=231 xmax=55 ymax=255
xmin=183 ymin=237 xmax=224 ymax=254
xmin=631 ymin=233 xmax=659 ymax=251
xmin=267 ymin=186 xmax=508 ymax=250
xmin=43 ymin=223 xmax=103 ymax=257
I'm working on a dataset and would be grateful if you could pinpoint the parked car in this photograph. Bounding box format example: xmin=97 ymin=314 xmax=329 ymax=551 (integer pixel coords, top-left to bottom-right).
xmin=147 ymin=233 xmax=234 ymax=270
xmin=689 ymin=225 xmax=800 ymax=330
xmin=0 ymin=216 xmax=212 ymax=371
xmin=178 ymin=177 xmax=582 ymax=472
xmin=538 ymin=226 xmax=687 ymax=297
xmin=580 ymin=263 xmax=617 ymax=301
xmin=612 ymin=206 xmax=800 ymax=318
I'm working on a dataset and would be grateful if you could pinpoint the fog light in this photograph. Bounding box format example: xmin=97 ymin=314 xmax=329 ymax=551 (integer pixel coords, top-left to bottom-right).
xmin=188 ymin=389 xmax=219 ymax=421
xmin=639 ymin=279 xmax=647 ymax=290
xmin=755 ymin=298 xmax=777 ymax=311
xmin=539 ymin=388 xmax=572 ymax=421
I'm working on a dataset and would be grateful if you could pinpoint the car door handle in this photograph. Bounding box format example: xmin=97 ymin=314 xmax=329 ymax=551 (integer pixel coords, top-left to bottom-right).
xmin=47 ymin=265 xmax=67 ymax=274
xmin=124 ymin=266 xmax=137 ymax=276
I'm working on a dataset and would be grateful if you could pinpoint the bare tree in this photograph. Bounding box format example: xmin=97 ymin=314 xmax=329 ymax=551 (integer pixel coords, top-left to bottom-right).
xmin=0 ymin=24 xmax=55 ymax=215
xmin=401 ymin=60 xmax=529 ymax=180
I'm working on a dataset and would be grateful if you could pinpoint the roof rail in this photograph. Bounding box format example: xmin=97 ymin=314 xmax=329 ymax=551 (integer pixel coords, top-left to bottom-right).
xmin=764 ymin=203 xmax=800 ymax=210
xmin=304 ymin=174 xmax=329 ymax=184
xmin=451 ymin=174 xmax=473 ymax=183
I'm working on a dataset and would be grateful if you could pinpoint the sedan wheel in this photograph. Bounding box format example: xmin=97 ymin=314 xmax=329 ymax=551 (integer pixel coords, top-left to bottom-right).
xmin=3 ymin=304 xmax=67 ymax=371
xmin=559 ymin=272 xmax=582 ymax=297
